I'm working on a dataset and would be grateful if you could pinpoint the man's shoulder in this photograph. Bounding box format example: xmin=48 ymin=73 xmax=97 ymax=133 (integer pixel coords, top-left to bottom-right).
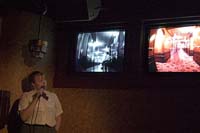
xmin=45 ymin=90 xmax=57 ymax=96
xmin=22 ymin=90 xmax=35 ymax=96
xmin=19 ymin=90 xmax=35 ymax=102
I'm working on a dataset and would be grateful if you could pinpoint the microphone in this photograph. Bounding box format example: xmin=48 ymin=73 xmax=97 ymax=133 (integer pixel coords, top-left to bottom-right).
xmin=40 ymin=86 xmax=48 ymax=100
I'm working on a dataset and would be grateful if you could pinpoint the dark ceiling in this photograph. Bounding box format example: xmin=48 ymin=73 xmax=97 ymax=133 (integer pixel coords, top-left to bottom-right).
xmin=1 ymin=0 xmax=200 ymax=22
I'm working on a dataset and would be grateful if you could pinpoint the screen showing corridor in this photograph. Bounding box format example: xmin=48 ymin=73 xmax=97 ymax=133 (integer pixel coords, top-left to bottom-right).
xmin=75 ymin=30 xmax=125 ymax=72
xmin=148 ymin=26 xmax=200 ymax=72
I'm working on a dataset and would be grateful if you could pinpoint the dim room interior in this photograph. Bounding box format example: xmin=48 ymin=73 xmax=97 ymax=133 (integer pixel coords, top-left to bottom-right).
xmin=1 ymin=0 xmax=200 ymax=133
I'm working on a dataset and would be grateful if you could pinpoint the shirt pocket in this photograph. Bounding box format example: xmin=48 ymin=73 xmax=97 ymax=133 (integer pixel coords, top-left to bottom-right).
xmin=37 ymin=101 xmax=45 ymax=111
xmin=46 ymin=98 xmax=55 ymax=109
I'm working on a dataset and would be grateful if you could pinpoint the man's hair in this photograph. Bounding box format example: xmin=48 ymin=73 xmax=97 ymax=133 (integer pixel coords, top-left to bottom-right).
xmin=28 ymin=71 xmax=43 ymax=83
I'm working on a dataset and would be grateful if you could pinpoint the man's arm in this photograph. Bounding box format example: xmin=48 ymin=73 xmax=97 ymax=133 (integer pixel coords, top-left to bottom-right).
xmin=54 ymin=93 xmax=63 ymax=132
xmin=55 ymin=114 xmax=62 ymax=132
xmin=19 ymin=93 xmax=40 ymax=122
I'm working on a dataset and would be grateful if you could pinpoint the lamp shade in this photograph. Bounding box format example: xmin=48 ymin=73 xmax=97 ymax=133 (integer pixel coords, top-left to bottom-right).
xmin=29 ymin=39 xmax=48 ymax=58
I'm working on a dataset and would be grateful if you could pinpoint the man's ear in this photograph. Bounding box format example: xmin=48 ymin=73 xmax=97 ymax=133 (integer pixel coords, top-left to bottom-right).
xmin=31 ymin=82 xmax=35 ymax=87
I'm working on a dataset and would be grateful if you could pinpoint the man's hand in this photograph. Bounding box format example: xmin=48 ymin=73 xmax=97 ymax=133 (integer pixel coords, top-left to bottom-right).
xmin=32 ymin=91 xmax=41 ymax=101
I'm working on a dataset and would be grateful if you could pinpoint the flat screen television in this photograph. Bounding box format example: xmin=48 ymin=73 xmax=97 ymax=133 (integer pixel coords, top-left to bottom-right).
xmin=54 ymin=22 xmax=136 ymax=88
xmin=142 ymin=16 xmax=200 ymax=73
xmin=75 ymin=29 xmax=126 ymax=73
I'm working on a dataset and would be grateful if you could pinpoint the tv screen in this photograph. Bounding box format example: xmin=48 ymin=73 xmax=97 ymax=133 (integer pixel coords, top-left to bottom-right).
xmin=75 ymin=29 xmax=126 ymax=72
xmin=145 ymin=18 xmax=200 ymax=72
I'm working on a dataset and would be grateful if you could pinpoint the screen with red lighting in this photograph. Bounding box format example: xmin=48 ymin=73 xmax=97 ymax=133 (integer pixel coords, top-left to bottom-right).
xmin=148 ymin=25 xmax=200 ymax=72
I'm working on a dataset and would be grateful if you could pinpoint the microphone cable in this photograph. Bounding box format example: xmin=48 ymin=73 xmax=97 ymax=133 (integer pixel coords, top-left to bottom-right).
xmin=29 ymin=95 xmax=41 ymax=133
xmin=33 ymin=97 xmax=41 ymax=133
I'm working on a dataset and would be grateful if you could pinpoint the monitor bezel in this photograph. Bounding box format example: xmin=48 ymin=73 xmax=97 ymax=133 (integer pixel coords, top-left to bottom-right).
xmin=140 ymin=16 xmax=200 ymax=88
xmin=73 ymin=28 xmax=127 ymax=73
xmin=54 ymin=22 xmax=138 ymax=88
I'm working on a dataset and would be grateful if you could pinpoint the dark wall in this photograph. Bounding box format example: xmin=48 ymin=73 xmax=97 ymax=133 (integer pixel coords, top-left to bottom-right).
xmin=97 ymin=0 xmax=200 ymax=21
xmin=54 ymin=1 xmax=200 ymax=132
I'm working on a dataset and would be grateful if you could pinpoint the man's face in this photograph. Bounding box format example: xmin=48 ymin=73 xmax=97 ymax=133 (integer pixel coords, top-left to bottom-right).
xmin=32 ymin=74 xmax=45 ymax=90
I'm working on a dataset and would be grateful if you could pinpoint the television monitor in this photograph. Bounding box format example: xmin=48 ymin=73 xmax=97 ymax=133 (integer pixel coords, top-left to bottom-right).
xmin=54 ymin=22 xmax=136 ymax=88
xmin=75 ymin=29 xmax=126 ymax=72
xmin=142 ymin=16 xmax=200 ymax=73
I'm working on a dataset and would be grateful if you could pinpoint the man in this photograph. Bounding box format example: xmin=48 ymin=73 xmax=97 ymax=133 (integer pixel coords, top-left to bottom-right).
xmin=18 ymin=71 xmax=63 ymax=133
